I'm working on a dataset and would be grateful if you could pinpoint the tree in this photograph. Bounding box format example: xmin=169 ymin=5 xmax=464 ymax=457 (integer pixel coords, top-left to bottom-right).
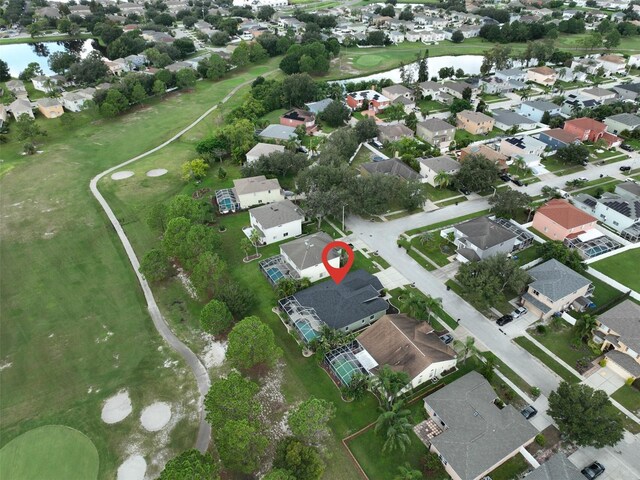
xmin=152 ymin=79 xmax=167 ymax=97
xmin=370 ymin=365 xmax=410 ymax=410
xmin=129 ymin=82 xmax=147 ymax=104
xmin=264 ymin=470 xmax=297 ymax=480
xmin=423 ymin=295 xmax=443 ymax=325
xmin=205 ymin=54 xmax=227 ymax=80
xmin=449 ymin=98 xmax=472 ymax=115
xmin=215 ymin=280 xmax=256 ymax=319
xmin=257 ymin=5 xmax=276 ymax=20
xmin=434 ymin=170 xmax=452 ymax=188
xmin=375 ymin=400 xmax=413 ymax=453
xmin=574 ymin=314 xmax=598 ymax=341
xmin=453 ymin=154 xmax=500 ymax=193
xmin=536 ymin=241 xmax=587 ymax=273
xmin=0 ymin=59 xmax=10 ymax=82
xmin=216 ymin=419 xmax=268 ymax=474
xmin=205 ymin=371 xmax=261 ymax=429
xmin=461 ymin=86 xmax=473 ymax=102
xmin=288 ymin=398 xmax=335 ymax=446
xmin=604 ymin=29 xmax=621 ymax=50
xmin=166 ymin=195 xmax=205 ymax=223
xmin=69 ymin=51 xmax=109 ymax=85
xmin=18 ymin=62 xmax=43 ymax=81
xmin=226 ymin=316 xmax=282 ymax=370
xmin=548 ymin=382 xmax=624 ymax=448
xmin=394 ymin=463 xmax=423 ymax=480
xmin=402 ymin=292 xmax=428 ymax=320
xmin=451 ymin=30 xmax=464 ymax=43
xmin=210 ymin=31 xmax=230 ymax=47
xmin=223 ymin=118 xmax=256 ymax=161
xmin=282 ymin=73 xmax=317 ymax=107
xmin=320 ymin=100 xmax=351 ymax=127
xmin=489 ymin=189 xmax=533 ymax=218
xmin=176 ymin=68 xmax=197 ymax=89
xmin=191 ymin=252 xmax=226 ymax=297
xmin=48 ymin=52 xmax=78 ymax=74
xmin=453 ymin=336 xmax=477 ymax=364
xmin=139 ymin=249 xmax=172 ymax=282
xmin=273 ymin=438 xmax=325 ymax=480
xmin=146 ymin=203 xmax=168 ymax=232
xmin=200 ymin=299 xmax=234 ymax=335
xmin=231 ymin=41 xmax=251 ymax=67
xmin=397 ymin=179 xmax=426 ymax=212
xmin=159 ymin=449 xmax=219 ymax=480
xmin=181 ymin=159 xmax=210 ymax=182
xmin=355 ymin=117 xmax=379 ymax=143
xmin=174 ymin=38 xmax=195 ymax=57
xmin=15 ymin=114 xmax=47 ymax=143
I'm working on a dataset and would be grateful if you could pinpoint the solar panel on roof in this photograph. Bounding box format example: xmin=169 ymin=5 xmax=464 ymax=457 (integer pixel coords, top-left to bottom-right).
xmin=583 ymin=198 xmax=597 ymax=208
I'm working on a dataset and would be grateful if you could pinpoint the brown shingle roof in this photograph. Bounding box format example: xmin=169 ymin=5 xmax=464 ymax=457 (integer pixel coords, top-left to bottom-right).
xmin=530 ymin=66 xmax=556 ymax=75
xmin=536 ymin=199 xmax=597 ymax=229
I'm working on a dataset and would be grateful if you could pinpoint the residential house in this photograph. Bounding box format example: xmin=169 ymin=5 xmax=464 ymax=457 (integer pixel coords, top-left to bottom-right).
xmin=233 ymin=175 xmax=285 ymax=209
xmin=526 ymin=66 xmax=557 ymax=86
xmin=36 ymin=6 xmax=61 ymax=18
xmin=479 ymin=76 xmax=513 ymax=95
xmin=249 ymin=200 xmax=304 ymax=245
xmin=532 ymin=198 xmax=598 ymax=241
xmin=500 ymin=136 xmax=547 ymax=159
xmin=443 ymin=215 xmax=519 ymax=263
xmin=520 ymin=259 xmax=594 ymax=319
xmin=381 ymin=84 xmax=414 ymax=102
xmin=417 ymin=118 xmax=456 ymax=151
xmin=525 ymin=454 xmax=584 ymax=480
xmin=61 ymin=89 xmax=95 ymax=112
xmin=418 ymin=155 xmax=461 ymax=186
xmin=574 ymin=182 xmax=640 ymax=242
xmin=491 ymin=109 xmax=537 ymax=131
xmin=356 ymin=314 xmax=457 ymax=392
xmin=418 ymin=80 xmax=442 ymax=99
xmin=245 ymin=143 xmax=285 ymax=164
xmin=536 ymin=128 xmax=580 ymax=150
xmin=593 ymin=300 xmax=640 ymax=379
xmin=0 ymin=105 xmax=7 ymax=128
xmin=8 ymin=99 xmax=33 ymax=120
xmin=495 ymin=68 xmax=527 ymax=83
xmin=563 ymin=117 xmax=621 ymax=147
xmin=595 ymin=54 xmax=627 ymax=74
xmin=277 ymin=232 xmax=341 ymax=282
xmin=345 ymin=90 xmax=391 ymax=112
xmin=378 ymin=123 xmax=414 ymax=143
xmin=442 ymin=81 xmax=479 ymax=102
xmin=388 ymin=30 xmax=405 ymax=44
xmin=36 ymin=98 xmax=64 ymax=119
xmin=613 ymin=83 xmax=640 ymax=101
xmin=259 ymin=124 xmax=297 ymax=142
xmin=305 ymin=98 xmax=333 ymax=115
xmin=392 ymin=95 xmax=416 ymax=114
xmin=280 ymin=108 xmax=317 ymax=134
xmin=456 ymin=110 xmax=495 ymax=135
xmin=361 ymin=158 xmax=421 ymax=181
xmin=5 ymin=80 xmax=27 ymax=98
xmin=629 ymin=54 xmax=640 ymax=68
xmin=518 ymin=100 xmax=561 ymax=122
xmin=581 ymin=87 xmax=617 ymax=102
xmin=561 ymin=94 xmax=601 ymax=117
xmin=460 ymin=144 xmax=508 ymax=171
xmin=603 ymin=113 xmax=640 ymax=134
xmin=417 ymin=371 xmax=537 ymax=480
xmin=279 ymin=269 xmax=388 ymax=340
xmin=31 ymin=75 xmax=57 ymax=93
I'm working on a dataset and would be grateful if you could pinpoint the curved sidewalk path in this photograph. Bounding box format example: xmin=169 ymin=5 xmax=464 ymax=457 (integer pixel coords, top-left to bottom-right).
xmin=89 ymin=75 xmax=273 ymax=452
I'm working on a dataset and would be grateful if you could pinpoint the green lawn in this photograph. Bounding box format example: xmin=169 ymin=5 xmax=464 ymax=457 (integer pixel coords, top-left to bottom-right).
xmin=0 ymin=59 xmax=282 ymax=479
xmin=0 ymin=425 xmax=99 ymax=480
xmin=418 ymin=99 xmax=448 ymax=113
xmin=353 ymin=250 xmax=381 ymax=275
xmin=514 ymin=244 xmax=541 ymax=267
xmin=480 ymin=352 xmax=536 ymax=398
xmin=455 ymin=127 xmax=504 ymax=145
xmin=410 ymin=232 xmax=455 ymax=268
xmin=530 ymin=325 xmax=598 ymax=371
xmin=487 ymin=453 xmax=530 ymax=480
xmin=541 ymin=155 xmax=585 ymax=175
xmin=513 ymin=337 xmax=580 ymax=384
xmin=259 ymin=107 xmax=287 ymax=125
xmin=423 ymin=183 xmax=459 ymax=202
xmin=584 ymin=272 xmax=624 ymax=310
xmin=592 ymin=249 xmax=640 ymax=293
xmin=612 ymin=385 xmax=640 ymax=416
xmin=406 ymin=210 xmax=491 ymax=236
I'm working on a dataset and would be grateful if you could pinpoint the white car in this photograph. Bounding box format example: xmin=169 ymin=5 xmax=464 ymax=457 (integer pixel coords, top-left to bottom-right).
xmin=577 ymin=177 xmax=588 ymax=182
xmin=511 ymin=306 xmax=528 ymax=319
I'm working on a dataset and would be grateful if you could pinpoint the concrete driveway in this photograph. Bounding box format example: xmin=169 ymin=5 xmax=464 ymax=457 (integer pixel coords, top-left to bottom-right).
xmin=569 ymin=430 xmax=640 ymax=480
xmin=584 ymin=366 xmax=627 ymax=395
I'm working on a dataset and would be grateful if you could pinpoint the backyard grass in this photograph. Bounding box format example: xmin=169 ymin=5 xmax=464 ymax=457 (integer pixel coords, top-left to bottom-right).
xmin=444 ymin=279 xmax=515 ymax=317
xmin=487 ymin=453 xmax=530 ymax=480
xmin=418 ymin=99 xmax=448 ymax=113
xmin=0 ymin=59 xmax=282 ymax=479
xmin=423 ymin=183 xmax=459 ymax=202
xmin=513 ymin=244 xmax=541 ymax=267
xmin=612 ymin=385 xmax=640 ymax=416
xmin=529 ymin=324 xmax=599 ymax=371
xmin=0 ymin=425 xmax=99 ymax=480
xmin=410 ymin=232 xmax=454 ymax=267
xmin=455 ymin=127 xmax=504 ymax=144
xmin=583 ymin=272 xmax=624 ymax=310
xmin=513 ymin=337 xmax=580 ymax=384
xmin=591 ymin=249 xmax=640 ymax=293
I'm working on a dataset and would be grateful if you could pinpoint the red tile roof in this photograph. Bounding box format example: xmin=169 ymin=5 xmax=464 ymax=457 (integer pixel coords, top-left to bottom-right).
xmin=564 ymin=117 xmax=606 ymax=133
xmin=536 ymin=199 xmax=597 ymax=229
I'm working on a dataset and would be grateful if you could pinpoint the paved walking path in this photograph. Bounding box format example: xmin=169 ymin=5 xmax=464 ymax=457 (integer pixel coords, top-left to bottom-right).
xmin=89 ymin=73 xmax=275 ymax=452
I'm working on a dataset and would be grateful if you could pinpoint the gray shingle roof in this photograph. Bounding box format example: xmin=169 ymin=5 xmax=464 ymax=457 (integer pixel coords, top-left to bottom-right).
xmin=605 ymin=113 xmax=640 ymax=129
xmin=280 ymin=232 xmax=338 ymax=270
xmin=522 ymin=100 xmax=560 ymax=111
xmin=598 ymin=300 xmax=640 ymax=353
xmin=527 ymin=259 xmax=591 ymax=302
xmin=233 ymin=175 xmax=281 ymax=195
xmin=250 ymin=200 xmax=304 ymax=229
xmin=605 ymin=350 xmax=640 ymax=377
xmin=305 ymin=98 xmax=333 ymax=114
xmin=290 ymin=270 xmax=388 ymax=329
xmin=361 ymin=158 xmax=421 ymax=180
xmin=426 ymin=371 xmax=537 ymax=480
xmin=419 ymin=155 xmax=460 ymax=173
xmin=418 ymin=118 xmax=454 ymax=133
xmin=259 ymin=124 xmax=297 ymax=140
xmin=525 ymin=453 xmax=583 ymax=480
xmin=455 ymin=216 xmax=517 ymax=250
xmin=492 ymin=108 xmax=536 ymax=127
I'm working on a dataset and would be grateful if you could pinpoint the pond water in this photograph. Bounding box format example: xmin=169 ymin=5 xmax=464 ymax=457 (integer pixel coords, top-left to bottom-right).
xmin=0 ymin=39 xmax=95 ymax=77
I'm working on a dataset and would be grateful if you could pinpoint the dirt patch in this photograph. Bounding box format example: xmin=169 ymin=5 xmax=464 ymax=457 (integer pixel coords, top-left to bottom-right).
xmin=201 ymin=334 xmax=227 ymax=368
xmin=101 ymin=390 xmax=132 ymax=424
xmin=146 ymin=169 xmax=168 ymax=177
xmin=111 ymin=171 xmax=134 ymax=180
xmin=117 ymin=455 xmax=146 ymax=480
xmin=140 ymin=402 xmax=172 ymax=432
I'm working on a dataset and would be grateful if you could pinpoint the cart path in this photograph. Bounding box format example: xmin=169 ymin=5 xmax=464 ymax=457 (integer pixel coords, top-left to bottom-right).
xmin=89 ymin=73 xmax=275 ymax=452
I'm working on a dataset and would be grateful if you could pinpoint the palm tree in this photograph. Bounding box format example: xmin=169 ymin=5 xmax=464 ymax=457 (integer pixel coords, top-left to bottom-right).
xmin=370 ymin=365 xmax=410 ymax=410
xmin=575 ymin=314 xmax=598 ymax=342
xmin=526 ymin=200 xmax=538 ymax=222
xmin=240 ymin=238 xmax=252 ymax=260
xmin=375 ymin=400 xmax=413 ymax=454
xmin=249 ymin=228 xmax=261 ymax=256
xmin=418 ymin=231 xmax=433 ymax=245
xmin=402 ymin=292 xmax=427 ymax=321
xmin=423 ymin=295 xmax=443 ymax=325
xmin=453 ymin=336 xmax=477 ymax=364
xmin=394 ymin=464 xmax=423 ymax=480
xmin=434 ymin=170 xmax=452 ymax=188
xmin=513 ymin=156 xmax=528 ymax=176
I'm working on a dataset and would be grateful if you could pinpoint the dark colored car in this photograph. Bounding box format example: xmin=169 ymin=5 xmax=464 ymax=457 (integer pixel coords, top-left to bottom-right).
xmin=620 ymin=165 xmax=631 ymax=172
xmin=459 ymin=187 xmax=471 ymax=195
xmin=440 ymin=334 xmax=453 ymax=345
xmin=621 ymin=144 xmax=634 ymax=152
xmin=580 ymin=160 xmax=589 ymax=166
xmin=511 ymin=178 xmax=524 ymax=187
xmin=581 ymin=461 xmax=605 ymax=479
xmin=496 ymin=314 xmax=513 ymax=326
xmin=499 ymin=173 xmax=511 ymax=182
xmin=521 ymin=405 xmax=538 ymax=419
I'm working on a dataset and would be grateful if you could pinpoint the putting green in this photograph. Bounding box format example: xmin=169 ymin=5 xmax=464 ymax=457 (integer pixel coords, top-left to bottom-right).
xmin=0 ymin=425 xmax=99 ymax=480
xmin=354 ymin=54 xmax=385 ymax=67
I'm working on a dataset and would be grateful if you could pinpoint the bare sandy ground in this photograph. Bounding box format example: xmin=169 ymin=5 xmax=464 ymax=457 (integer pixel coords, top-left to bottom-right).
xmin=111 ymin=171 xmax=134 ymax=180
xmin=140 ymin=402 xmax=172 ymax=432
xmin=101 ymin=390 xmax=132 ymax=424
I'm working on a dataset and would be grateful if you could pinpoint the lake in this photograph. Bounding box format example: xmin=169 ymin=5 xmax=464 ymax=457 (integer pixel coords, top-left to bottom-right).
xmin=0 ymin=39 xmax=95 ymax=77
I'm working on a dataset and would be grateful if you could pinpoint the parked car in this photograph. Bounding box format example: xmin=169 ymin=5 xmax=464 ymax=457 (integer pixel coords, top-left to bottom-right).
xmin=496 ymin=314 xmax=513 ymax=326
xmin=297 ymin=146 xmax=308 ymax=153
xmin=520 ymin=405 xmax=538 ymax=419
xmin=580 ymin=160 xmax=588 ymax=166
xmin=440 ymin=334 xmax=453 ymax=345
xmin=581 ymin=462 xmax=605 ymax=479
xmin=619 ymin=165 xmax=631 ymax=172
xmin=620 ymin=144 xmax=634 ymax=152
xmin=511 ymin=306 xmax=528 ymax=319
xmin=577 ymin=176 xmax=588 ymax=182
xmin=459 ymin=187 xmax=471 ymax=195
xmin=499 ymin=173 xmax=511 ymax=182
xmin=511 ymin=178 xmax=524 ymax=187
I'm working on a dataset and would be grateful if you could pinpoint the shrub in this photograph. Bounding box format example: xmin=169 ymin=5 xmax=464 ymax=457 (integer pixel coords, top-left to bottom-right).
xmin=599 ymin=358 xmax=607 ymax=368
xmin=627 ymin=377 xmax=635 ymax=387
xmin=536 ymin=324 xmax=547 ymax=335
xmin=531 ymin=386 xmax=541 ymax=398
xmin=535 ymin=434 xmax=546 ymax=446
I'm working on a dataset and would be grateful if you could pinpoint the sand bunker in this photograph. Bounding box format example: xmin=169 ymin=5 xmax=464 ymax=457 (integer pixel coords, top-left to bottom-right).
xmin=111 ymin=171 xmax=134 ymax=180
xmin=202 ymin=340 xmax=227 ymax=368
xmin=101 ymin=390 xmax=132 ymax=424
xmin=117 ymin=455 xmax=146 ymax=480
xmin=140 ymin=402 xmax=172 ymax=431
xmin=146 ymin=169 xmax=168 ymax=177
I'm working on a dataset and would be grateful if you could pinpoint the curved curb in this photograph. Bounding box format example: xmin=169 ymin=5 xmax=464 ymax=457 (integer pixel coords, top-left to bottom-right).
xmin=89 ymin=73 xmax=274 ymax=452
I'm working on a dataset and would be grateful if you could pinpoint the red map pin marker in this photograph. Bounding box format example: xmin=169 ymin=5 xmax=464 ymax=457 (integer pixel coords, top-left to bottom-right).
xmin=322 ymin=241 xmax=354 ymax=285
